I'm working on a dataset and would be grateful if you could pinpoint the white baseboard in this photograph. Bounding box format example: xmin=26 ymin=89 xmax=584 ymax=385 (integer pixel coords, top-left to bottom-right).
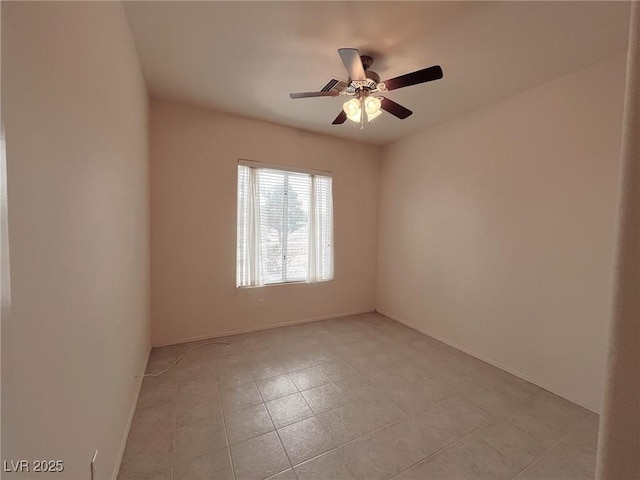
xmin=152 ymin=309 xmax=375 ymax=348
xmin=111 ymin=347 xmax=151 ymax=480
xmin=376 ymin=308 xmax=598 ymax=414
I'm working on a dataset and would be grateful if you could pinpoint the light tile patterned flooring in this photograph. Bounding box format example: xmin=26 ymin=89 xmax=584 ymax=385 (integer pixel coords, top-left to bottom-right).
xmin=118 ymin=312 xmax=598 ymax=480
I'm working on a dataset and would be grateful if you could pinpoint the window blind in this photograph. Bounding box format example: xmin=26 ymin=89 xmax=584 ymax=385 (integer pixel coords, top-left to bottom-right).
xmin=237 ymin=164 xmax=333 ymax=287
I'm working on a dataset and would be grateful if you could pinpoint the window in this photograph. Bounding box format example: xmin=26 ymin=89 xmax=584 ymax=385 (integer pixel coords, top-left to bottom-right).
xmin=236 ymin=160 xmax=333 ymax=287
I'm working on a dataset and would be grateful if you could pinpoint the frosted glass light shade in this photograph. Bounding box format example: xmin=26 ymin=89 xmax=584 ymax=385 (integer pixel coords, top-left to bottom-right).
xmin=364 ymin=96 xmax=382 ymax=115
xmin=343 ymin=98 xmax=382 ymax=123
xmin=343 ymin=98 xmax=360 ymax=118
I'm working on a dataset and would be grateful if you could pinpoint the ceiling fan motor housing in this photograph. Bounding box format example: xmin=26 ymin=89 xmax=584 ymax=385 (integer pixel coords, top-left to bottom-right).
xmin=348 ymin=78 xmax=385 ymax=96
xmin=365 ymin=70 xmax=380 ymax=84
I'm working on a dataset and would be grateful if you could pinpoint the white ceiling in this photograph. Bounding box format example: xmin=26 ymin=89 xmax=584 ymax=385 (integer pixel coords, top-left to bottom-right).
xmin=123 ymin=1 xmax=630 ymax=146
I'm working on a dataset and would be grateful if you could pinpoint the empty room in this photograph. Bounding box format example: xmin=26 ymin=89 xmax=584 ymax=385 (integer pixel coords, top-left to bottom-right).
xmin=1 ymin=1 xmax=639 ymax=480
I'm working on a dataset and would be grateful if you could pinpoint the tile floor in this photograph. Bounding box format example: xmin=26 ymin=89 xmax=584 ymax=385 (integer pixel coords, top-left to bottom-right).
xmin=118 ymin=312 xmax=598 ymax=480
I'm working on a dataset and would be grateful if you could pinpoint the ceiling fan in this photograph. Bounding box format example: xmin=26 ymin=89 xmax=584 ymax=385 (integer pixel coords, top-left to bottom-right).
xmin=290 ymin=48 xmax=443 ymax=129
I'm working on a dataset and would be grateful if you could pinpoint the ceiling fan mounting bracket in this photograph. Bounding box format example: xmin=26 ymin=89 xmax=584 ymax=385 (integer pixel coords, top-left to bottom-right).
xmin=360 ymin=55 xmax=374 ymax=70
xmin=359 ymin=55 xmax=380 ymax=83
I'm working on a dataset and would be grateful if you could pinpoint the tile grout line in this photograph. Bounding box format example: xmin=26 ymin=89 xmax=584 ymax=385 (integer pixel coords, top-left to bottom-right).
xmin=246 ymin=351 xmax=330 ymax=475
xmin=230 ymin=348 xmax=473 ymax=477
xmin=254 ymin=372 xmax=297 ymax=477
xmin=170 ymin=357 xmax=180 ymax=480
xmin=315 ymin=343 xmax=440 ymax=419
xmin=125 ymin=354 xmax=183 ymax=480
xmin=137 ymin=317 xmax=593 ymax=480
xmin=507 ymin=412 xmax=594 ymax=480
xmin=386 ymin=376 xmax=591 ymax=480
xmin=316 ymin=345 xmax=476 ymax=435
xmin=330 ymin=358 xmax=410 ymax=415
xmin=388 ymin=416 xmax=502 ymax=479
xmin=122 ymin=354 xmax=186 ymax=480
xmin=258 ymin=362 xmax=376 ymax=420
xmin=262 ymin=359 xmax=322 ymax=480
xmin=229 ymin=363 xmax=408 ymax=423
xmin=151 ymin=339 xmax=422 ymax=478
xmin=185 ymin=347 xmax=436 ymax=477
xmin=215 ymin=366 xmax=237 ymax=480
xmin=294 ymin=362 xmax=344 ymax=414
xmin=283 ymin=366 xmax=331 ymax=479
xmin=307 ymin=350 xmax=403 ymax=417
xmin=220 ymin=375 xmax=476 ymax=458
xmin=173 ymin=356 xmax=235 ymax=471
xmin=261 ymin=356 xmax=373 ymax=419
xmin=283 ymin=368 xmax=319 ymax=420
xmin=290 ymin=390 xmax=491 ymax=472
xmin=248 ymin=352 xmax=365 ymax=479
xmin=199 ymin=337 xmax=487 ymax=465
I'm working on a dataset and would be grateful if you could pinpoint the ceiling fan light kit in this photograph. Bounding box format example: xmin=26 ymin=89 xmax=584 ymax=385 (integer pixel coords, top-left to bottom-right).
xmin=343 ymin=96 xmax=383 ymax=124
xmin=290 ymin=48 xmax=443 ymax=129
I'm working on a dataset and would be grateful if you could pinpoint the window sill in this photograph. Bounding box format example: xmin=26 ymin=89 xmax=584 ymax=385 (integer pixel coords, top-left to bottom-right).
xmin=236 ymin=279 xmax=333 ymax=289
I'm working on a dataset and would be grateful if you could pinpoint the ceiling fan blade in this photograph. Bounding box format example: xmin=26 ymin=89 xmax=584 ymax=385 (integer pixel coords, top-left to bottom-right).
xmin=338 ymin=48 xmax=366 ymax=81
xmin=332 ymin=110 xmax=347 ymax=125
xmin=290 ymin=91 xmax=340 ymax=99
xmin=383 ymin=65 xmax=443 ymax=91
xmin=381 ymin=97 xmax=413 ymax=119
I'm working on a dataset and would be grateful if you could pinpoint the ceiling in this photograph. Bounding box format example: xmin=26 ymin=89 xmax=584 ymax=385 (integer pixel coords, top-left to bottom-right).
xmin=123 ymin=1 xmax=630 ymax=146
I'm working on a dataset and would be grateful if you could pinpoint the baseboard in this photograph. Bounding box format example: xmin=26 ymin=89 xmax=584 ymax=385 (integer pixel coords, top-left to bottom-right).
xmin=111 ymin=346 xmax=151 ymax=480
xmin=376 ymin=308 xmax=598 ymax=414
xmin=152 ymin=309 xmax=375 ymax=348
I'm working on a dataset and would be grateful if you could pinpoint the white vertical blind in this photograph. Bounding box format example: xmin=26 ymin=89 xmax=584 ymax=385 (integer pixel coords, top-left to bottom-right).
xmin=237 ymin=164 xmax=333 ymax=287
xmin=309 ymin=175 xmax=333 ymax=282
xmin=236 ymin=166 xmax=263 ymax=287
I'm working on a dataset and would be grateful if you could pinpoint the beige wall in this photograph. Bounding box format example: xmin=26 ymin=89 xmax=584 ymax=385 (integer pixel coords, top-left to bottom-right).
xmin=150 ymin=99 xmax=379 ymax=346
xmin=1 ymin=3 xmax=149 ymax=479
xmin=377 ymin=54 xmax=626 ymax=412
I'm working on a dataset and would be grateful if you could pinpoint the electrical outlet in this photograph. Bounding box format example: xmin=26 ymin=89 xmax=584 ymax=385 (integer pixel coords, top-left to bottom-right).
xmin=257 ymin=298 xmax=264 ymax=308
